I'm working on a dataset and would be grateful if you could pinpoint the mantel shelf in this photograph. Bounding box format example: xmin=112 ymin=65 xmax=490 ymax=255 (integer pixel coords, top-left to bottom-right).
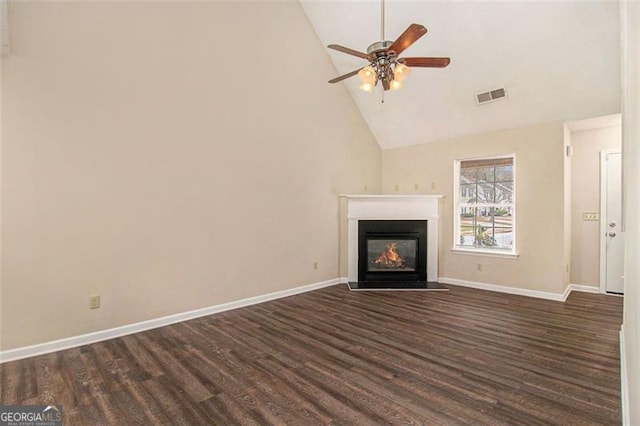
xmin=340 ymin=194 xmax=445 ymax=199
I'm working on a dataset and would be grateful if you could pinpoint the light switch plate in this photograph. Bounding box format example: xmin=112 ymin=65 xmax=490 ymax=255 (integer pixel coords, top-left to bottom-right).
xmin=583 ymin=211 xmax=599 ymax=221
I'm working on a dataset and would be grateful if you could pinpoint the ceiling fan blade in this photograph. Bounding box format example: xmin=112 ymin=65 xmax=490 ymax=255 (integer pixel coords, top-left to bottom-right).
xmin=387 ymin=24 xmax=428 ymax=56
xmin=327 ymin=44 xmax=370 ymax=60
xmin=328 ymin=68 xmax=363 ymax=84
xmin=400 ymin=57 xmax=451 ymax=68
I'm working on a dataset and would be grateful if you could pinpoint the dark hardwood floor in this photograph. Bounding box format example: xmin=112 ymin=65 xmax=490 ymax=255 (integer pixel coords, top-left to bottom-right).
xmin=0 ymin=284 xmax=623 ymax=425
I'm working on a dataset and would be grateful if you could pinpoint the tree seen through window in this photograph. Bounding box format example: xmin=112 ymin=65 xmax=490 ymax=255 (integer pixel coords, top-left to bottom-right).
xmin=457 ymin=157 xmax=514 ymax=251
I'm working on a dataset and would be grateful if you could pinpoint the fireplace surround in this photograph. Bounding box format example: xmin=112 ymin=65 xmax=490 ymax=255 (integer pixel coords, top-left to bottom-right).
xmin=358 ymin=220 xmax=427 ymax=282
xmin=341 ymin=195 xmax=447 ymax=290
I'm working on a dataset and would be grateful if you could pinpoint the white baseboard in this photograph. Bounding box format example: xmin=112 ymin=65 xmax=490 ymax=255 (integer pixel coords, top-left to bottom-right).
xmin=620 ymin=327 xmax=630 ymax=426
xmin=0 ymin=278 xmax=341 ymax=364
xmin=561 ymin=284 xmax=573 ymax=301
xmin=566 ymin=283 xmax=600 ymax=299
xmin=439 ymin=278 xmax=605 ymax=302
xmin=439 ymin=277 xmax=566 ymax=301
xmin=568 ymin=283 xmax=600 ymax=294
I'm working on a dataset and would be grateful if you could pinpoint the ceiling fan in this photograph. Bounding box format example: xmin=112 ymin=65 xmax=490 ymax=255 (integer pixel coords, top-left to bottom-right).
xmin=327 ymin=0 xmax=450 ymax=93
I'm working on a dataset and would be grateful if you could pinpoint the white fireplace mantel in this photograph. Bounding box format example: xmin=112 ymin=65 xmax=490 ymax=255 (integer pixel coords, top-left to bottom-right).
xmin=341 ymin=195 xmax=443 ymax=282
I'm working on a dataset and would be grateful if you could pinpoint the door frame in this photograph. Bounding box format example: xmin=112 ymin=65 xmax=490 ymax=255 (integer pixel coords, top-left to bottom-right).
xmin=599 ymin=149 xmax=622 ymax=293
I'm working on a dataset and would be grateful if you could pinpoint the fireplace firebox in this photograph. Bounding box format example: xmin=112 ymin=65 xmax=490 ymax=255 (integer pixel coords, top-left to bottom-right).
xmin=358 ymin=220 xmax=427 ymax=282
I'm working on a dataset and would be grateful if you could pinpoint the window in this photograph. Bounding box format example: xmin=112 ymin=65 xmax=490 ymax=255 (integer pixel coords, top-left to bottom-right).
xmin=454 ymin=156 xmax=515 ymax=254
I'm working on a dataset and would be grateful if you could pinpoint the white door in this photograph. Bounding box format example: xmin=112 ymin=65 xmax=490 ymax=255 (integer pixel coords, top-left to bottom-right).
xmin=604 ymin=152 xmax=624 ymax=294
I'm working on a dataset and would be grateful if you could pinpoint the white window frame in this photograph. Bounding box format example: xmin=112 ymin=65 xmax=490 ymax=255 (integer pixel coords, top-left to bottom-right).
xmin=452 ymin=154 xmax=518 ymax=258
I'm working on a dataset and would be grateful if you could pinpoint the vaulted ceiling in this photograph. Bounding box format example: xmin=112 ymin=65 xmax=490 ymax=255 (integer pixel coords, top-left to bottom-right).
xmin=300 ymin=1 xmax=621 ymax=150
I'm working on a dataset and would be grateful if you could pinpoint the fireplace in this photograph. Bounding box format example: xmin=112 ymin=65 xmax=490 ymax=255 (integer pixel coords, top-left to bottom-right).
xmin=358 ymin=220 xmax=427 ymax=282
xmin=341 ymin=195 xmax=447 ymax=291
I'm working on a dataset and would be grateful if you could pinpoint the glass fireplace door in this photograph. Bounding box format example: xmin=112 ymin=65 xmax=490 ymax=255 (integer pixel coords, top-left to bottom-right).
xmin=366 ymin=238 xmax=418 ymax=273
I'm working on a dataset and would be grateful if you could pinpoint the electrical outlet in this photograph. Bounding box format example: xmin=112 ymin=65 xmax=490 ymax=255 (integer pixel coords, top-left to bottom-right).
xmin=395 ymin=184 xmax=400 ymax=192
xmin=364 ymin=184 xmax=368 ymax=192
xmin=431 ymin=182 xmax=436 ymax=190
xmin=313 ymin=261 xmax=318 ymax=270
xmin=414 ymin=183 xmax=419 ymax=190
xmin=583 ymin=211 xmax=599 ymax=221
xmin=476 ymin=263 xmax=483 ymax=272
xmin=89 ymin=295 xmax=100 ymax=309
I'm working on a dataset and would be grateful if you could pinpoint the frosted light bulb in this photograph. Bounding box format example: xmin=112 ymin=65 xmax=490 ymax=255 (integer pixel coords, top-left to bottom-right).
xmin=390 ymin=80 xmax=403 ymax=91
xmin=394 ymin=63 xmax=411 ymax=82
xmin=358 ymin=66 xmax=376 ymax=84
xmin=359 ymin=82 xmax=374 ymax=93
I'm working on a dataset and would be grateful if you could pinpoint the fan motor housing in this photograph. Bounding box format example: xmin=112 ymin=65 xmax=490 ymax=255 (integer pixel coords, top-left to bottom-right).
xmin=367 ymin=40 xmax=394 ymax=56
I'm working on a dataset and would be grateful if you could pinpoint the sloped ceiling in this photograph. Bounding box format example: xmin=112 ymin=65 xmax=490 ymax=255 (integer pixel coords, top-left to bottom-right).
xmin=300 ymin=1 xmax=621 ymax=150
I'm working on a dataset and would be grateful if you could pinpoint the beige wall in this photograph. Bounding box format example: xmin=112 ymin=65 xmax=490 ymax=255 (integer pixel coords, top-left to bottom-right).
xmin=621 ymin=1 xmax=639 ymax=423
xmin=381 ymin=122 xmax=567 ymax=294
xmin=569 ymin=125 xmax=621 ymax=287
xmin=0 ymin=33 xmax=3 ymax=352
xmin=563 ymin=125 xmax=571 ymax=291
xmin=0 ymin=1 xmax=381 ymax=350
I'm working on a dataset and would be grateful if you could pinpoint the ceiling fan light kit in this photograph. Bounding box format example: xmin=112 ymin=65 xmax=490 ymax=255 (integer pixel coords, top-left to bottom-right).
xmin=327 ymin=0 xmax=450 ymax=94
xmin=359 ymin=82 xmax=375 ymax=93
xmin=358 ymin=66 xmax=376 ymax=84
xmin=394 ymin=63 xmax=410 ymax=82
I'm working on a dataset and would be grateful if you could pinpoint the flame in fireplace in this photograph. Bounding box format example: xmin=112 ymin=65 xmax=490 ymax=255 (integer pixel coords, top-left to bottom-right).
xmin=373 ymin=242 xmax=405 ymax=268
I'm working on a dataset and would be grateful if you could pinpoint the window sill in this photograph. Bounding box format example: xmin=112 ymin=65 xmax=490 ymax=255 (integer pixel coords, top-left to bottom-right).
xmin=451 ymin=248 xmax=519 ymax=259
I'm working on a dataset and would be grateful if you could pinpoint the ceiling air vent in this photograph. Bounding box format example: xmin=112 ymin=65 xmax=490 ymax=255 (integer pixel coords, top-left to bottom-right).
xmin=475 ymin=87 xmax=507 ymax=105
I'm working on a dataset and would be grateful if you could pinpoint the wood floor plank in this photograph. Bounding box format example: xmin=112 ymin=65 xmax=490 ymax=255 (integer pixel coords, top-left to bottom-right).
xmin=0 ymin=284 xmax=623 ymax=425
